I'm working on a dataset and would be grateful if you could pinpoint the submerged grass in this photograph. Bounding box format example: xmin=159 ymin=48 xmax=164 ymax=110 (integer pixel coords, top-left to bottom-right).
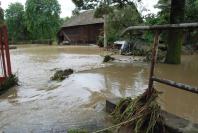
xmin=51 ymin=69 xmax=74 ymax=81
xmin=112 ymin=89 xmax=165 ymax=133
xmin=0 ymin=74 xmax=18 ymax=95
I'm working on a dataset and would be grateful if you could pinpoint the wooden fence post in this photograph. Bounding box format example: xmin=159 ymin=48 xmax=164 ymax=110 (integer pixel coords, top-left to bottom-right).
xmin=148 ymin=31 xmax=160 ymax=95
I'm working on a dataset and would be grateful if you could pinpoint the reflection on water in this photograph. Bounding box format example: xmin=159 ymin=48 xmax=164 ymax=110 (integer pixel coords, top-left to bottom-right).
xmin=0 ymin=45 xmax=197 ymax=132
xmin=155 ymin=55 xmax=198 ymax=123
xmin=85 ymin=63 xmax=149 ymax=98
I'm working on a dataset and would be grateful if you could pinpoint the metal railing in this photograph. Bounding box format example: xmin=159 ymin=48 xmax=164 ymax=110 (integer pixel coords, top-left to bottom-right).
xmin=122 ymin=23 xmax=198 ymax=94
xmin=0 ymin=26 xmax=12 ymax=83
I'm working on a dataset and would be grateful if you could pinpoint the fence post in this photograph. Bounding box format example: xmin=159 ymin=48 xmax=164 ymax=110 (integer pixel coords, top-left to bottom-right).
xmin=148 ymin=30 xmax=160 ymax=95
xmin=2 ymin=26 xmax=12 ymax=76
xmin=0 ymin=28 xmax=7 ymax=77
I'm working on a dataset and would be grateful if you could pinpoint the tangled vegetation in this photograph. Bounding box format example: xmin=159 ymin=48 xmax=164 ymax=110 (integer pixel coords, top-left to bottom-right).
xmin=103 ymin=55 xmax=115 ymax=63
xmin=0 ymin=74 xmax=18 ymax=95
xmin=112 ymin=89 xmax=165 ymax=133
xmin=51 ymin=69 xmax=74 ymax=81
xmin=144 ymin=49 xmax=167 ymax=63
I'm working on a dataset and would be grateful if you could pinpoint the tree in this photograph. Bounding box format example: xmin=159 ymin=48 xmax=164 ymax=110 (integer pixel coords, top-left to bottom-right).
xmin=25 ymin=0 xmax=61 ymax=40
xmin=165 ymin=0 xmax=186 ymax=64
xmin=5 ymin=2 xmax=27 ymax=41
xmin=0 ymin=5 xmax=4 ymax=25
xmin=60 ymin=17 xmax=70 ymax=26
xmin=107 ymin=5 xmax=142 ymax=43
xmin=154 ymin=0 xmax=170 ymax=24
xmin=185 ymin=0 xmax=198 ymax=22
xmin=72 ymin=0 xmax=137 ymax=48
xmin=155 ymin=0 xmax=198 ymax=23
xmin=143 ymin=0 xmax=170 ymax=44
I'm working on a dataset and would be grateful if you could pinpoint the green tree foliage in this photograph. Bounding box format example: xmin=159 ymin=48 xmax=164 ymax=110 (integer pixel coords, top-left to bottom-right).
xmin=155 ymin=0 xmax=170 ymax=24
xmin=185 ymin=0 xmax=198 ymax=22
xmin=143 ymin=0 xmax=170 ymax=43
xmin=25 ymin=0 xmax=61 ymax=40
xmin=154 ymin=0 xmax=198 ymax=23
xmin=5 ymin=3 xmax=27 ymax=41
xmin=0 ymin=5 xmax=4 ymax=25
xmin=72 ymin=0 xmax=135 ymax=11
xmin=107 ymin=5 xmax=142 ymax=43
xmin=72 ymin=0 xmax=138 ymax=18
xmin=59 ymin=17 xmax=70 ymax=26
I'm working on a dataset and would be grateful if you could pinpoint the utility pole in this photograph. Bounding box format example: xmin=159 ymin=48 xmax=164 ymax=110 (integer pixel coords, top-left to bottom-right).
xmin=103 ymin=0 xmax=110 ymax=49
xmin=104 ymin=14 xmax=107 ymax=48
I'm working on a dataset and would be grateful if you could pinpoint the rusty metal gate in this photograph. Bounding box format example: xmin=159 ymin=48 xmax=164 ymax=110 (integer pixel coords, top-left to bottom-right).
xmin=0 ymin=25 xmax=12 ymax=83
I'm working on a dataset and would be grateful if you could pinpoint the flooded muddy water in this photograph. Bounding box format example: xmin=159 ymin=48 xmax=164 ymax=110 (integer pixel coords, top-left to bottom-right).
xmin=0 ymin=45 xmax=197 ymax=132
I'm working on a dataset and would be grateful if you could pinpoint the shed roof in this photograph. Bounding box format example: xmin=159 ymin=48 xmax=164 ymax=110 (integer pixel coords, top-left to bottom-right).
xmin=62 ymin=10 xmax=104 ymax=28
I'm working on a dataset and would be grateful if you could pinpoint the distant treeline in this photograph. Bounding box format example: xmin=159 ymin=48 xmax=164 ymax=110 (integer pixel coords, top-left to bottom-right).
xmin=2 ymin=0 xmax=65 ymax=44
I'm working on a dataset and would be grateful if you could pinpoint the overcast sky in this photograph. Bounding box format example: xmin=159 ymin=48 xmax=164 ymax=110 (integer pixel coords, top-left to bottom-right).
xmin=0 ymin=0 xmax=159 ymax=18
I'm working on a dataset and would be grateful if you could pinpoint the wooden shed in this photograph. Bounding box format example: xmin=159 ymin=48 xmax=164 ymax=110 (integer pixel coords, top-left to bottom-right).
xmin=57 ymin=10 xmax=104 ymax=44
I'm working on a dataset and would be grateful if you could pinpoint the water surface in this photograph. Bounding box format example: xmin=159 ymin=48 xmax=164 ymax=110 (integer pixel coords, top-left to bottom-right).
xmin=0 ymin=45 xmax=197 ymax=132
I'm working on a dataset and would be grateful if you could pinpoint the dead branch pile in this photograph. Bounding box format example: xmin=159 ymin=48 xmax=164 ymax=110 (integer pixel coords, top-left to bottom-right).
xmin=112 ymin=89 xmax=165 ymax=133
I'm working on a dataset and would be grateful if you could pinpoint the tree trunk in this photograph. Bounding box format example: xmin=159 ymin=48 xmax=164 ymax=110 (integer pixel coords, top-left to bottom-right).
xmin=165 ymin=0 xmax=185 ymax=64
xmin=104 ymin=15 xmax=107 ymax=48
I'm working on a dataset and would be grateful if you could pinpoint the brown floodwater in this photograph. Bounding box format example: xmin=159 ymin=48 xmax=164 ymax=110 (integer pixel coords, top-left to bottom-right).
xmin=0 ymin=45 xmax=197 ymax=132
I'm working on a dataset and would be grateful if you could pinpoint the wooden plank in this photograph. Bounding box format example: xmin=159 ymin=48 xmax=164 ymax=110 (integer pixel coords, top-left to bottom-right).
xmin=152 ymin=76 xmax=198 ymax=94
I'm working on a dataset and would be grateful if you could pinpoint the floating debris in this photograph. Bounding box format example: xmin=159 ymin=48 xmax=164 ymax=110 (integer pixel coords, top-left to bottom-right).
xmin=51 ymin=69 xmax=74 ymax=81
xmin=103 ymin=55 xmax=115 ymax=63
xmin=0 ymin=74 xmax=18 ymax=95
xmin=144 ymin=49 xmax=166 ymax=63
xmin=112 ymin=89 xmax=165 ymax=133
